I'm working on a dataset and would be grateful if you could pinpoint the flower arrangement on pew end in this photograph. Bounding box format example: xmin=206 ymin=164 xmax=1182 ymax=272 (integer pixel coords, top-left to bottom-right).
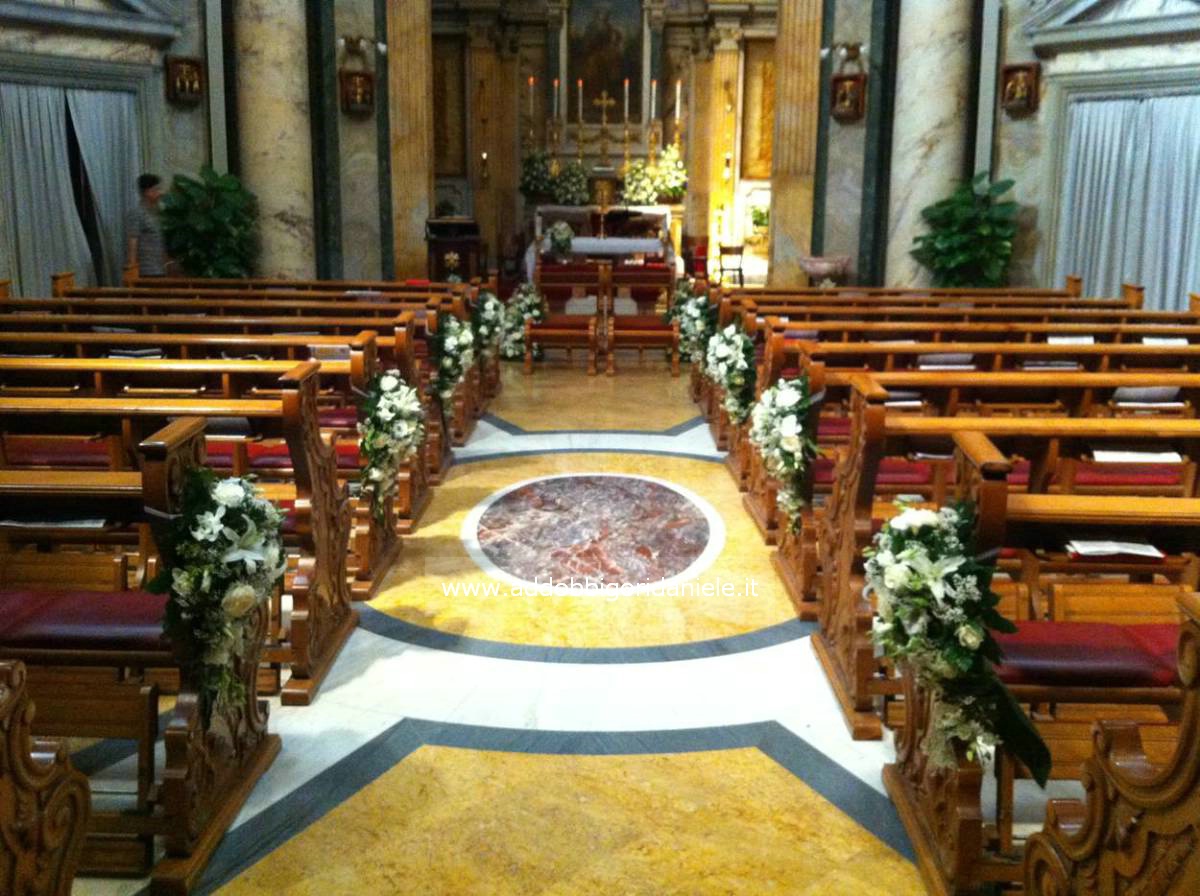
xmin=704 ymin=323 xmax=757 ymax=423
xmin=150 ymin=470 xmax=287 ymax=720
xmin=357 ymin=370 xmax=425 ymax=522
xmin=545 ymin=220 xmax=575 ymax=260
xmin=668 ymin=285 xmax=717 ymax=363
xmin=748 ymin=377 xmax=819 ymax=531
xmin=471 ymin=290 xmax=504 ymax=360
xmin=500 ymin=283 xmax=546 ymax=361
xmin=866 ymin=503 xmax=1051 ymax=786
xmin=431 ymin=311 xmax=476 ymax=404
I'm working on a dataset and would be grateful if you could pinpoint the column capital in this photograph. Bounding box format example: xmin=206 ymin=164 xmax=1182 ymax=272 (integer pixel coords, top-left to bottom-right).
xmin=708 ymin=19 xmax=743 ymax=53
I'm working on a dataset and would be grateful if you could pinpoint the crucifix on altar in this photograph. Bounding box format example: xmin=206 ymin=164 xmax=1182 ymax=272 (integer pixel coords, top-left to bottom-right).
xmin=592 ymin=90 xmax=617 ymax=167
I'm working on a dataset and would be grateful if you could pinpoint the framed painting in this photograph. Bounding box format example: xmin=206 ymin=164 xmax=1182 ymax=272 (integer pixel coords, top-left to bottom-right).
xmin=165 ymin=56 xmax=204 ymax=106
xmin=567 ymin=0 xmax=643 ymax=123
xmin=1001 ymin=63 xmax=1039 ymax=116
xmin=339 ymin=70 xmax=374 ymax=117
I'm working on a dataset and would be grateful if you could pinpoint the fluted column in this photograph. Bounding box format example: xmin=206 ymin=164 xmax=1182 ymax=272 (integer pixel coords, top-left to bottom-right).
xmin=706 ymin=24 xmax=740 ymax=254
xmin=387 ymin=0 xmax=434 ymax=276
xmin=768 ymin=0 xmax=822 ymax=286
xmin=684 ymin=50 xmax=712 ymax=241
xmin=236 ymin=0 xmax=314 ymax=278
xmin=884 ymin=1 xmax=972 ymax=286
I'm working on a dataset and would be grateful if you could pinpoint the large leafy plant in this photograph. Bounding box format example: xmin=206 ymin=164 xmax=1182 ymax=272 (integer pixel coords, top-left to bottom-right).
xmin=161 ymin=166 xmax=259 ymax=278
xmin=910 ymin=173 xmax=1017 ymax=288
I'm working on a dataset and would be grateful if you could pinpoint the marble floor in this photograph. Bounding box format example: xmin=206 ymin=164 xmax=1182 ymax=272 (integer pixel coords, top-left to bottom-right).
xmin=72 ymin=358 xmax=925 ymax=896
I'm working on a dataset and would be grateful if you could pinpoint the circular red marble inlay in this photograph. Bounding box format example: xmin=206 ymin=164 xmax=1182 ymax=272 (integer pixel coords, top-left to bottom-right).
xmin=474 ymin=475 xmax=712 ymax=587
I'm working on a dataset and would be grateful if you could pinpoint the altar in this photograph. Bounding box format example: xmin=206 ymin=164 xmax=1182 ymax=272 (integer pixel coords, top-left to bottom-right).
xmin=526 ymin=204 xmax=678 ymax=279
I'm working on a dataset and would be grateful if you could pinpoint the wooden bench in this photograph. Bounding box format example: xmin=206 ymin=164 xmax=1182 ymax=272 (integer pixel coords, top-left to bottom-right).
xmin=0 ymin=367 xmax=355 ymax=706
xmin=120 ymin=266 xmax=497 ymax=295
xmin=0 ymin=659 xmax=90 ymax=896
xmin=714 ymin=275 xmax=1089 ymax=306
xmin=0 ymin=417 xmax=281 ymax=892
xmin=605 ymin=314 xmax=679 ymax=376
xmin=525 ymin=314 xmax=599 ymax=375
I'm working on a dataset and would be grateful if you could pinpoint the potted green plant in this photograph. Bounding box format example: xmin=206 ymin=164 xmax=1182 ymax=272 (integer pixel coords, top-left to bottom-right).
xmin=552 ymin=161 xmax=590 ymax=206
xmin=161 ymin=167 xmax=259 ymax=278
xmin=519 ymin=150 xmax=555 ymax=204
xmin=910 ymin=172 xmax=1018 ymax=287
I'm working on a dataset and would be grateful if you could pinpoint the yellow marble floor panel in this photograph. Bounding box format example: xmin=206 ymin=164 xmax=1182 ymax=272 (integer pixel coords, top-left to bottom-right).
xmin=216 ymin=746 xmax=924 ymax=896
xmin=371 ymin=453 xmax=794 ymax=648
xmin=489 ymin=361 xmax=696 ymax=432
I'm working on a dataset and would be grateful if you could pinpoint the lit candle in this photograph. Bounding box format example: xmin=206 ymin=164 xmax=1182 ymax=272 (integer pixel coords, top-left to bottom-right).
xmin=577 ymin=79 xmax=583 ymax=124
xmin=650 ymin=78 xmax=657 ymax=120
xmin=623 ymin=78 xmax=630 ymax=123
xmin=675 ymin=79 xmax=682 ymax=122
xmin=552 ymin=78 xmax=560 ymax=120
xmin=528 ymin=75 xmax=535 ymax=118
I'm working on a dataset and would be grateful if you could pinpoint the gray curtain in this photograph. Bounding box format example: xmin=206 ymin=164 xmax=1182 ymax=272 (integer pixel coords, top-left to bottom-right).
xmin=1054 ymin=92 xmax=1200 ymax=310
xmin=67 ymin=88 xmax=142 ymax=286
xmin=0 ymin=83 xmax=95 ymax=296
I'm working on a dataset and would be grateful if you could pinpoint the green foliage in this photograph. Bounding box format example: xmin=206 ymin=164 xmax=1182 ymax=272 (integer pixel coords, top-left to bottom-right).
xmin=161 ymin=167 xmax=259 ymax=278
xmin=621 ymin=144 xmax=689 ymax=205
xmin=910 ymin=172 xmax=1018 ymax=288
xmin=751 ymin=205 xmax=770 ymax=229
xmin=552 ymin=161 xmax=590 ymax=205
xmin=519 ymin=151 xmax=555 ymax=199
xmin=621 ymin=160 xmax=657 ymax=205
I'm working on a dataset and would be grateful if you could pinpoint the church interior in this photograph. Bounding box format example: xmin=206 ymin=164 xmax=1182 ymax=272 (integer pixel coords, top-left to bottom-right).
xmin=3 ymin=1 xmax=1200 ymax=894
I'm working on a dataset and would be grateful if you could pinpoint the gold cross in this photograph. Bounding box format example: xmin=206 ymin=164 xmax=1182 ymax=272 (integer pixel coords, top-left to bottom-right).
xmin=592 ymin=90 xmax=617 ymax=128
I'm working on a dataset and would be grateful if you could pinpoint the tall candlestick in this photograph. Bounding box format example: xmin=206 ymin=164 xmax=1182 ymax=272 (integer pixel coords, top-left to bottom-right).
xmin=528 ymin=76 xmax=535 ymax=118
xmin=650 ymin=78 xmax=657 ymax=120
xmin=552 ymin=78 xmax=559 ymax=120
xmin=577 ymin=79 xmax=583 ymax=124
xmin=675 ymin=79 xmax=681 ymax=123
xmin=623 ymin=78 xmax=629 ymax=123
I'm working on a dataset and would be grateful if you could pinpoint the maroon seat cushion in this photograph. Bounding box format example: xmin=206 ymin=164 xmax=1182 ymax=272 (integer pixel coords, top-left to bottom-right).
xmin=1070 ymin=463 xmax=1183 ymax=488
xmin=780 ymin=367 xmax=801 ymax=379
xmin=812 ymin=457 xmax=932 ymax=487
xmin=817 ymin=417 xmax=851 ymax=439
xmin=614 ymin=315 xmax=669 ymax=329
xmin=1127 ymin=624 xmax=1180 ymax=680
xmin=0 ymin=589 xmax=169 ymax=653
xmin=335 ymin=441 xmax=362 ymax=470
xmin=3 ymin=438 xmax=111 ymax=467
xmin=318 ymin=406 xmax=359 ymax=428
xmin=994 ymin=621 xmax=1174 ymax=689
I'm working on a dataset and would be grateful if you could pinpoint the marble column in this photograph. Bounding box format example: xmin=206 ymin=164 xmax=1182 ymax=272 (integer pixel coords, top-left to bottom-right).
xmin=336 ymin=0 xmax=382 ymax=279
xmin=467 ymin=22 xmax=517 ymax=269
xmin=768 ymin=0 xmax=823 ymax=286
xmin=684 ymin=50 xmax=712 ymax=242
xmin=706 ymin=24 xmax=741 ymax=255
xmin=235 ymin=0 xmax=315 ymax=278
xmin=884 ymin=1 xmax=972 ymax=286
xmin=387 ymin=0 xmax=435 ymax=276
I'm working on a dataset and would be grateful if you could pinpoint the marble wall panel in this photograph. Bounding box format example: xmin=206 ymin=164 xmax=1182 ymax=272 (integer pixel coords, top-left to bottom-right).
xmin=335 ymin=0 xmax=382 ymax=279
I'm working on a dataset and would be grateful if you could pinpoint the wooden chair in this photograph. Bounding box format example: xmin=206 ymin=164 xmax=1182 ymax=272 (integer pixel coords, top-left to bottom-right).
xmin=717 ymin=244 xmax=745 ymax=287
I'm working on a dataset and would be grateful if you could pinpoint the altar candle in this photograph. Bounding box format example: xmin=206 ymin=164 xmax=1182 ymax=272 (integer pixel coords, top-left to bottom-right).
xmin=528 ymin=76 xmax=535 ymax=118
xmin=623 ymin=78 xmax=629 ymax=123
xmin=675 ymin=79 xmax=682 ymax=122
xmin=552 ymin=78 xmax=559 ymax=119
xmin=650 ymin=78 xmax=657 ymax=120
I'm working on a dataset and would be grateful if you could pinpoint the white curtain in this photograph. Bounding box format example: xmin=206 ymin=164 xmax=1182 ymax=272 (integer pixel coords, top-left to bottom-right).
xmin=0 ymin=83 xmax=95 ymax=296
xmin=1054 ymin=92 xmax=1200 ymax=310
xmin=67 ymin=88 xmax=142 ymax=285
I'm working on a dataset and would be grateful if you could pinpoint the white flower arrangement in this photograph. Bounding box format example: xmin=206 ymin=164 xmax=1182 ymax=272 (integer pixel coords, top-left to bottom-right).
xmin=545 ymin=220 xmax=575 ymax=258
xmin=432 ymin=312 xmax=476 ymax=403
xmin=672 ymin=290 xmax=716 ymax=363
xmin=704 ymin=323 xmax=756 ymax=423
xmin=471 ymin=289 xmax=504 ymax=360
xmin=865 ymin=502 xmax=1050 ymax=784
xmin=357 ymin=370 xmax=425 ymax=522
xmin=747 ymin=376 xmax=819 ymax=530
xmin=152 ymin=470 xmax=287 ymax=715
xmin=500 ymin=283 xmax=546 ymax=361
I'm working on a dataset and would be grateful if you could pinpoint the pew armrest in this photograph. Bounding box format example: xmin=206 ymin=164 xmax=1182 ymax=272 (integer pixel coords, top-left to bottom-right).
xmin=953 ymin=430 xmax=1012 ymax=479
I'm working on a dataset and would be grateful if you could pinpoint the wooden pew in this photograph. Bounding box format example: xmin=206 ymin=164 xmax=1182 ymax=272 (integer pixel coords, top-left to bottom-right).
xmin=0 ymin=659 xmax=90 ymax=896
xmin=611 ymin=261 xmax=673 ymax=314
xmin=525 ymin=314 xmax=599 ymax=375
xmin=119 ymin=266 xmax=497 ymax=296
xmin=605 ymin=315 xmax=680 ymax=376
xmin=0 ymin=417 xmax=281 ymax=892
xmin=0 ymin=368 xmax=355 ymax=706
xmin=0 ymin=354 xmax=427 ymax=584
xmin=715 ymin=275 xmax=1088 ymax=305
xmin=1023 ymin=591 xmax=1200 ymax=895
xmin=533 ymin=260 xmax=611 ymax=314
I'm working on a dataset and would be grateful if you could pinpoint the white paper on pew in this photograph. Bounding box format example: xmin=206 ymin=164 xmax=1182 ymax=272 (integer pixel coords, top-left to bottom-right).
xmin=884 ymin=400 xmax=923 ymax=408
xmin=912 ymin=452 xmax=954 ymax=460
xmin=1021 ymin=360 xmax=1082 ymax=369
xmin=784 ymin=330 xmax=818 ymax=339
xmin=917 ymin=352 xmax=974 ymax=366
xmin=1116 ymin=401 xmax=1187 ymax=409
xmin=91 ymin=325 xmax=136 ymax=334
xmin=221 ymin=351 xmax=265 ymax=361
xmin=1047 ymin=335 xmax=1095 ymax=344
xmin=0 ymin=352 xmax=60 ymax=358
xmin=281 ymin=331 xmax=320 ymax=337
xmin=1112 ymin=386 xmax=1181 ymax=403
xmin=0 ymin=518 xmax=107 ymax=529
xmin=309 ymin=344 xmax=351 ymax=360
xmin=918 ymin=364 xmax=977 ymax=371
xmin=107 ymin=349 xmax=164 ymax=359
xmin=1141 ymin=336 xmax=1189 ymax=346
xmin=1065 ymin=540 xmax=1165 ymax=559
xmin=344 ymin=290 xmax=385 ymax=302
xmin=1091 ymin=449 xmax=1183 ymax=463
xmin=877 ymin=339 xmax=919 ymax=344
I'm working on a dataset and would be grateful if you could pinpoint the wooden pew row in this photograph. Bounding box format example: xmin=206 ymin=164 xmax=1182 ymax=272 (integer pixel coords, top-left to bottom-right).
xmin=534 ymin=260 xmax=612 ymax=315
xmin=714 ymin=275 xmax=1089 ymax=305
xmin=0 ymin=368 xmax=355 ymax=707
xmin=0 ymin=659 xmax=90 ymax=896
xmin=0 ymin=327 xmax=454 ymax=481
xmin=3 ymin=292 xmax=462 ymax=320
xmin=758 ymin=315 xmax=1200 ymax=345
xmin=119 ymin=266 xmax=498 ymax=295
xmin=525 ymin=315 xmax=599 ymax=375
xmin=0 ymin=418 xmax=280 ymax=892
xmin=605 ymin=315 xmax=680 ymax=376
xmin=0 ymin=353 xmax=428 ymax=574
xmin=812 ymin=393 xmax=1200 ymax=740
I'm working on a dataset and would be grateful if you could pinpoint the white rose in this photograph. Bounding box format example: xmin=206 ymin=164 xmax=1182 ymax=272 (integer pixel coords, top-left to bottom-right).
xmin=778 ymin=415 xmax=801 ymax=438
xmin=213 ymin=479 xmax=246 ymax=508
xmin=883 ymin=562 xmax=910 ymax=593
xmin=889 ymin=508 xmax=941 ymax=532
xmin=780 ymin=434 xmax=802 ymax=454
xmin=380 ymin=374 xmax=399 ymax=392
xmin=222 ymin=583 xmax=260 ymax=618
xmin=957 ymin=625 xmax=984 ymax=650
xmin=776 ymin=387 xmax=801 ymax=408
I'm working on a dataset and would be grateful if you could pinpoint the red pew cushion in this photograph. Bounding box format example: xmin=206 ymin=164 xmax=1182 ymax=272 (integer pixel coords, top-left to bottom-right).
xmin=994 ymin=621 xmax=1175 ymax=689
xmin=818 ymin=417 xmax=851 ymax=439
xmin=318 ymin=406 xmax=359 ymax=428
xmin=3 ymin=437 xmax=111 ymax=467
xmin=1127 ymin=624 xmax=1180 ymax=674
xmin=0 ymin=589 xmax=169 ymax=653
xmin=1070 ymin=463 xmax=1183 ymax=488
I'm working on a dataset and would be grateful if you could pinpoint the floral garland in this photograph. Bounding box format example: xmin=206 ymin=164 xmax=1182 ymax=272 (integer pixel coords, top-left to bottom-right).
xmin=654 ymin=143 xmax=688 ymax=201
xmin=545 ymin=220 xmax=575 ymax=258
xmin=431 ymin=311 xmax=476 ymax=403
xmin=669 ymin=290 xmax=716 ymax=363
xmin=552 ymin=161 xmax=590 ymax=205
xmin=150 ymin=469 xmax=287 ymax=718
xmin=500 ymin=283 xmax=546 ymax=361
xmin=471 ymin=289 xmax=504 ymax=360
xmin=621 ymin=159 xmax=657 ymax=205
xmin=748 ymin=377 xmax=819 ymax=530
xmin=704 ymin=323 xmax=756 ymax=423
xmin=866 ymin=503 xmax=1050 ymax=785
xmin=357 ymin=370 xmax=425 ymax=522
